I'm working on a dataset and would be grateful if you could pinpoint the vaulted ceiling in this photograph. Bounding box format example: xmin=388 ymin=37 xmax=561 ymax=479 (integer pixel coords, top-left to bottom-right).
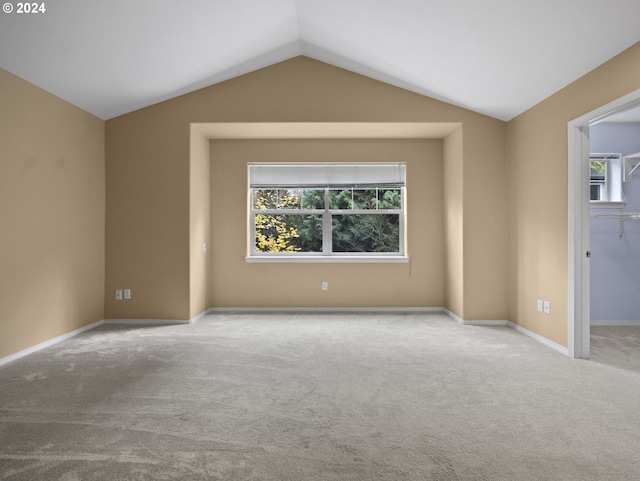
xmin=1 ymin=0 xmax=638 ymax=121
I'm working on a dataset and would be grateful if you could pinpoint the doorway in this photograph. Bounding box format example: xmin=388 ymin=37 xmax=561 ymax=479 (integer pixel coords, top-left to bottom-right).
xmin=567 ymin=89 xmax=640 ymax=358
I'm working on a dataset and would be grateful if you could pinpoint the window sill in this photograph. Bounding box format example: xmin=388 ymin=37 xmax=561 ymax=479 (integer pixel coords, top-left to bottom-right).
xmin=245 ymin=255 xmax=410 ymax=264
xmin=590 ymin=201 xmax=627 ymax=209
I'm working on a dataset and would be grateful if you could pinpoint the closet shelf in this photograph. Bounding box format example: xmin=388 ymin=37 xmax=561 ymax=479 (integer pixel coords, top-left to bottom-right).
xmin=590 ymin=211 xmax=640 ymax=238
xmin=590 ymin=211 xmax=640 ymax=220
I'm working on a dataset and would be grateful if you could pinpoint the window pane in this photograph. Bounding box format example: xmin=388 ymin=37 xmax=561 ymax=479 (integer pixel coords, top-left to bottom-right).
xmin=300 ymin=189 xmax=325 ymax=210
xmin=253 ymin=189 xmax=278 ymax=209
xmin=329 ymin=189 xmax=352 ymax=209
xmin=329 ymin=189 xmax=378 ymax=209
xmin=590 ymin=161 xmax=606 ymax=182
xmin=255 ymin=214 xmax=322 ymax=253
xmin=332 ymin=214 xmax=400 ymax=253
xmin=378 ymin=189 xmax=402 ymax=209
xmin=277 ymin=189 xmax=301 ymax=209
xmin=253 ymin=189 xmax=307 ymax=210
xmin=352 ymin=189 xmax=377 ymax=209
xmin=328 ymin=188 xmax=402 ymax=210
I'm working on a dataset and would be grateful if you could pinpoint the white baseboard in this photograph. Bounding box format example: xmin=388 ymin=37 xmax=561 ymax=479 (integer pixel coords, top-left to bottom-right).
xmin=0 ymin=308 xmax=574 ymax=367
xmin=103 ymin=309 xmax=212 ymax=326
xmin=0 ymin=319 xmax=104 ymax=367
xmin=443 ymin=308 xmax=463 ymax=323
xmin=104 ymin=318 xmax=192 ymax=326
xmin=1 ymin=310 xmax=212 ymax=366
xmin=208 ymin=306 xmax=444 ymax=314
xmin=443 ymin=309 xmax=508 ymax=326
xmin=444 ymin=310 xmax=567 ymax=355
xmin=463 ymin=320 xmax=509 ymax=326
xmin=591 ymin=320 xmax=640 ymax=326
xmin=507 ymin=322 xmax=569 ymax=356
xmin=190 ymin=310 xmax=211 ymax=323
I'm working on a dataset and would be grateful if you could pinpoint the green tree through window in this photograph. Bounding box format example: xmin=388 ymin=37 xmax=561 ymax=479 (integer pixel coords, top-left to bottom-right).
xmin=252 ymin=187 xmax=403 ymax=255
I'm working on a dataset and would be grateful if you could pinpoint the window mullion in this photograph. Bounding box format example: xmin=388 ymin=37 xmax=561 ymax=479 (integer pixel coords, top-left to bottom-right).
xmin=330 ymin=209 xmax=400 ymax=215
xmin=250 ymin=190 xmax=256 ymax=255
xmin=400 ymin=186 xmax=406 ymax=256
xmin=323 ymin=188 xmax=331 ymax=255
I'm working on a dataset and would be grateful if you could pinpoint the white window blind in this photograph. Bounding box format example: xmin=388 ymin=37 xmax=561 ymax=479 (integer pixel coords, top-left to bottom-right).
xmin=249 ymin=163 xmax=406 ymax=188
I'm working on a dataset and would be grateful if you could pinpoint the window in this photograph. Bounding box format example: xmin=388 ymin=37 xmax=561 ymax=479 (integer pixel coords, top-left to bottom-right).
xmin=589 ymin=154 xmax=625 ymax=205
xmin=589 ymin=159 xmax=606 ymax=201
xmin=248 ymin=163 xmax=406 ymax=262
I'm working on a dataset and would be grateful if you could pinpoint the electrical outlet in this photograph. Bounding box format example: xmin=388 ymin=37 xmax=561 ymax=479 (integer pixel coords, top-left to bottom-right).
xmin=124 ymin=289 xmax=131 ymax=300
xmin=537 ymin=300 xmax=543 ymax=312
xmin=544 ymin=301 xmax=550 ymax=314
xmin=115 ymin=290 xmax=123 ymax=300
xmin=322 ymin=281 xmax=328 ymax=291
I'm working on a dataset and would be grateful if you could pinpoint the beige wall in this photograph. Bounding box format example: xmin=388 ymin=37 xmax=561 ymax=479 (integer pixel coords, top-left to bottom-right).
xmin=3 ymin=42 xmax=638 ymax=359
xmin=443 ymin=126 xmax=465 ymax=317
xmin=463 ymin=121 xmax=508 ymax=320
xmin=104 ymin=108 xmax=191 ymax=319
xmin=189 ymin=128 xmax=212 ymax=318
xmin=0 ymin=68 xmax=105 ymax=359
xmin=210 ymin=139 xmax=443 ymax=308
xmin=105 ymin=56 xmax=507 ymax=321
xmin=507 ymin=42 xmax=640 ymax=346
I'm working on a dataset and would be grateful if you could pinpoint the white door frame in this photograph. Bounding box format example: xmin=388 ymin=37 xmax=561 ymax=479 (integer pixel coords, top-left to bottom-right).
xmin=567 ymin=89 xmax=640 ymax=358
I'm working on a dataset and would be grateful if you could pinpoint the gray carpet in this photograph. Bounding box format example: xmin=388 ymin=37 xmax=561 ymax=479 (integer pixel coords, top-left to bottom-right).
xmin=1 ymin=312 xmax=640 ymax=480
xmin=591 ymin=324 xmax=640 ymax=372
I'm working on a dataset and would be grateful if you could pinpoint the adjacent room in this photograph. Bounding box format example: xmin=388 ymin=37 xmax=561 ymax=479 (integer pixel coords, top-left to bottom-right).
xmin=1 ymin=1 xmax=640 ymax=479
xmin=588 ymin=109 xmax=640 ymax=371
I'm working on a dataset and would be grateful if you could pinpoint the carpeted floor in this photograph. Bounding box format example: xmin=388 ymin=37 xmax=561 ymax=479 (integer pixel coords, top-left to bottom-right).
xmin=1 ymin=312 xmax=639 ymax=480
xmin=590 ymin=324 xmax=640 ymax=372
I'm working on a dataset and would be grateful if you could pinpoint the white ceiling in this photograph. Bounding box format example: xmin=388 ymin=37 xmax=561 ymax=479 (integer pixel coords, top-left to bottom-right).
xmin=1 ymin=0 xmax=639 ymax=121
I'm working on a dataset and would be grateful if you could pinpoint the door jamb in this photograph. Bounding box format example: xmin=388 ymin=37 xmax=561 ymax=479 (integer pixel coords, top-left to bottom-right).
xmin=567 ymin=89 xmax=640 ymax=358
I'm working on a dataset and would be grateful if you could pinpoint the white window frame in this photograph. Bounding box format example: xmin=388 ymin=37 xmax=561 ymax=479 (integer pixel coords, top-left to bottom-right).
xmin=246 ymin=163 xmax=409 ymax=263
xmin=589 ymin=153 xmax=626 ymax=207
